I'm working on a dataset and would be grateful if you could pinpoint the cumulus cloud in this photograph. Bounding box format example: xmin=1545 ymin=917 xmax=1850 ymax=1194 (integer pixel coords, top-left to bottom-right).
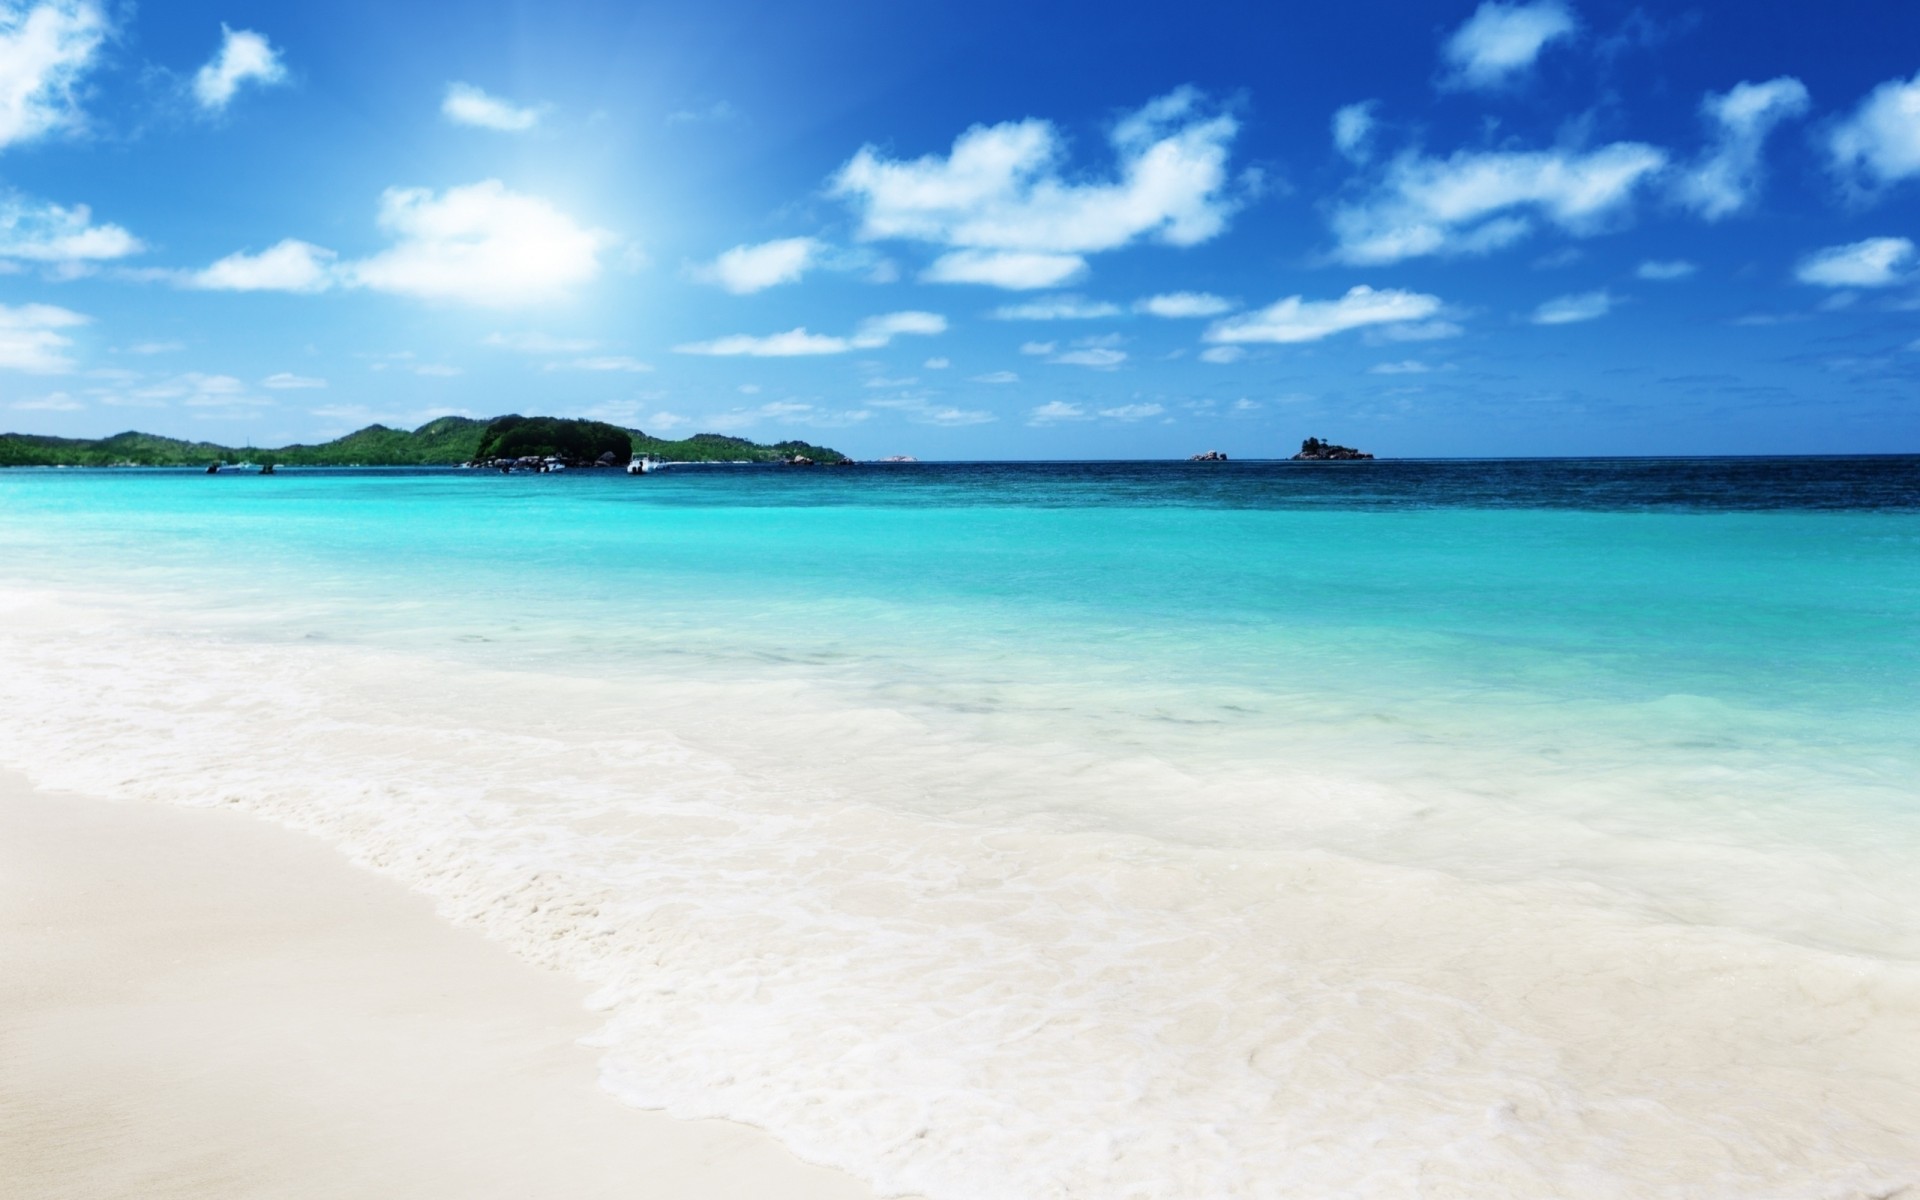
xmin=0 ymin=193 xmax=139 ymax=263
xmin=262 ymin=372 xmax=325 ymax=389
xmin=1028 ymin=400 xmax=1089 ymax=424
xmin=194 ymin=25 xmax=286 ymax=112
xmin=1331 ymin=101 xmax=1378 ymax=163
xmin=1829 ymin=71 xmax=1920 ymax=192
xmin=1330 ymin=143 xmax=1667 ymax=264
xmin=970 ymin=370 xmax=1018 ymax=383
xmin=1051 ymin=346 xmax=1126 ymax=368
xmin=190 ymin=239 xmax=336 ymax=292
xmin=348 ymin=181 xmax=609 ymax=306
xmin=1531 ymin=289 xmax=1614 ymax=324
xmin=1199 ymin=345 xmax=1245 ymax=364
xmin=924 ymin=356 xmax=950 ymax=369
xmin=1136 ymin=290 xmax=1232 ymax=317
xmin=0 ymin=301 xmax=85 ymax=371
xmin=832 ymin=88 xmax=1240 ymax=288
xmin=990 ymin=294 xmax=1121 ymax=320
xmin=1206 ymin=285 xmax=1444 ymax=345
xmin=441 ymin=82 xmax=543 ymax=132
xmin=1795 ymin=237 xmax=1914 ymax=287
xmin=676 ymin=311 xmax=946 ymax=357
xmin=693 ymin=236 xmax=822 ymax=293
xmin=1674 ymin=77 xmax=1810 ymax=219
xmin=1369 ymin=360 xmax=1432 ymax=374
xmin=0 ymin=0 xmax=106 ymax=147
xmin=1100 ymin=402 xmax=1163 ymax=420
xmin=919 ymin=249 xmax=1086 ymax=290
xmin=1441 ymin=1 xmax=1578 ymax=91
xmin=1636 ymin=258 xmax=1696 ymax=280
xmin=1019 ymin=340 xmax=1055 ymax=355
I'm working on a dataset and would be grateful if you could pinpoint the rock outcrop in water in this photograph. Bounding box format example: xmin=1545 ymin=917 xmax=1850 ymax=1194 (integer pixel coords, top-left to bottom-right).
xmin=1292 ymin=437 xmax=1373 ymax=461
xmin=1189 ymin=450 xmax=1229 ymax=462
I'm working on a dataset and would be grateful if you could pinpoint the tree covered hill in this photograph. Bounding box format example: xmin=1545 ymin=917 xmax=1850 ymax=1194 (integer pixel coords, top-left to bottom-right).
xmin=0 ymin=415 xmax=848 ymax=467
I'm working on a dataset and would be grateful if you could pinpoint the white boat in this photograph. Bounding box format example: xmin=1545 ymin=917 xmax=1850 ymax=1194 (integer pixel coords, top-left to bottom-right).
xmin=626 ymin=456 xmax=661 ymax=474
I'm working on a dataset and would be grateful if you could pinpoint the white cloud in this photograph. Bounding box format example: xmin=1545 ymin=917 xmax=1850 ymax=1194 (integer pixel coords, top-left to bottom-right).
xmin=970 ymin=370 xmax=1018 ymax=383
xmin=990 ymin=294 xmax=1121 ymax=320
xmin=1441 ymin=1 xmax=1578 ymax=91
xmin=11 ymin=389 xmax=79 ymax=410
xmin=920 ymin=249 xmax=1086 ymax=289
xmin=0 ymin=0 xmax=106 ymax=148
xmin=189 ymin=239 xmax=336 ymax=292
xmin=1369 ymin=360 xmax=1431 ymax=374
xmin=1330 ymin=143 xmax=1668 ymax=264
xmin=1019 ymin=340 xmax=1056 ymax=355
xmin=547 ymin=356 xmax=653 ymax=372
xmin=483 ymin=331 xmax=597 ymax=353
xmin=1028 ymin=400 xmax=1089 ymax=424
xmin=833 ymin=88 xmax=1240 ymax=288
xmin=675 ymin=311 xmax=946 ymax=357
xmin=1199 ymin=345 xmax=1245 ymax=364
xmin=924 ymin=356 xmax=950 ymax=369
xmin=0 ymin=194 xmax=139 ymax=263
xmin=677 ymin=329 xmax=844 ymax=357
xmin=1531 ymin=289 xmax=1614 ymax=324
xmin=0 ymin=301 xmax=85 ymax=371
xmin=441 ymin=83 xmax=542 ymax=132
xmin=126 ymin=340 xmax=182 ymax=354
xmin=1675 ymin=77 xmax=1810 ymax=220
xmin=693 ymin=236 xmax=823 ymax=293
xmin=867 ymin=395 xmax=996 ymax=425
xmin=1331 ymin=101 xmax=1378 ymax=163
xmin=1100 ymin=402 xmax=1163 ymax=420
xmin=855 ymin=310 xmax=947 ymax=343
xmin=1051 ymin=346 xmax=1126 ymax=368
xmin=1829 ymin=71 xmax=1920 ymax=191
xmin=1636 ymin=258 xmax=1696 ymax=280
xmin=1136 ymin=290 xmax=1232 ymax=318
xmin=1206 ymin=285 xmax=1444 ymax=345
xmin=348 ymin=180 xmax=609 ymax=306
xmin=262 ymin=371 xmax=325 ymax=389
xmin=411 ymin=364 xmax=462 ymax=377
xmin=193 ymin=25 xmax=287 ymax=112
xmin=120 ymin=371 xmax=261 ymax=408
xmin=1795 ymin=237 xmax=1914 ymax=287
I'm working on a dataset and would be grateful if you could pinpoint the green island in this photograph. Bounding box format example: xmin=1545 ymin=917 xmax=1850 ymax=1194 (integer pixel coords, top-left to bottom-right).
xmin=0 ymin=415 xmax=848 ymax=468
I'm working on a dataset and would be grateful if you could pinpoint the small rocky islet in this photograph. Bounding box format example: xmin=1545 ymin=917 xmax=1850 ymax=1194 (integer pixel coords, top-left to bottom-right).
xmin=1188 ymin=438 xmax=1374 ymax=462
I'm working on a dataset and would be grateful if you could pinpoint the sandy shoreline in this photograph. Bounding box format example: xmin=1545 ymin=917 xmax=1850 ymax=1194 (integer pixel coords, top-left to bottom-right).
xmin=0 ymin=774 xmax=880 ymax=1200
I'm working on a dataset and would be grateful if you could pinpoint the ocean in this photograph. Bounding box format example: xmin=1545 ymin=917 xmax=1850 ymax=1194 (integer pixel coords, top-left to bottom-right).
xmin=1 ymin=458 xmax=1916 ymax=1197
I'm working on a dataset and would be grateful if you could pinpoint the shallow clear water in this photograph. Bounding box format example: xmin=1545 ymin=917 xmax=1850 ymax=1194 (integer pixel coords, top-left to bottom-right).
xmin=2 ymin=459 xmax=1917 ymax=1197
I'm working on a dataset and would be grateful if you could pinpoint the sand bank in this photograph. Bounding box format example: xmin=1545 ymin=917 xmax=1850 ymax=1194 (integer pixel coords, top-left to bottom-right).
xmin=0 ymin=775 xmax=879 ymax=1200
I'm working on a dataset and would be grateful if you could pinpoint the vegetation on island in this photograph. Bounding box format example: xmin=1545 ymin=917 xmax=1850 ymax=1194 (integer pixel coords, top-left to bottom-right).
xmin=0 ymin=415 xmax=848 ymax=468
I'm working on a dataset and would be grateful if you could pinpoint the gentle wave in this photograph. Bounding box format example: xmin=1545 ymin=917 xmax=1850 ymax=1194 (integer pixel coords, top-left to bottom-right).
xmin=3 ymin=585 xmax=1915 ymax=1198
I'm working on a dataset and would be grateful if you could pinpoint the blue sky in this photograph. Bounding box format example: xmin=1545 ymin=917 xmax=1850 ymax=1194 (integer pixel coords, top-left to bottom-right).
xmin=1 ymin=0 xmax=1917 ymax=457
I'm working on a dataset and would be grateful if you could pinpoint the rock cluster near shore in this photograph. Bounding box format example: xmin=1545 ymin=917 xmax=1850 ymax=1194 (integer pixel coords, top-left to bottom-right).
xmin=1292 ymin=437 xmax=1373 ymax=460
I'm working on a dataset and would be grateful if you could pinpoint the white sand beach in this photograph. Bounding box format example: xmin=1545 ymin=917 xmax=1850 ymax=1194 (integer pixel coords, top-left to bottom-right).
xmin=0 ymin=775 xmax=880 ymax=1200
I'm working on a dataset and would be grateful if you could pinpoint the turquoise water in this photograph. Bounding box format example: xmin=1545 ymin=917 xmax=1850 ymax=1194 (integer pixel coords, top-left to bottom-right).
xmin=2 ymin=459 xmax=1917 ymax=1196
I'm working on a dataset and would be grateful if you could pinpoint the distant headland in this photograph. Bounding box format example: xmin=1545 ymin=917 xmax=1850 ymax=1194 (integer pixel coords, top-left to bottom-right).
xmin=0 ymin=415 xmax=848 ymax=469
